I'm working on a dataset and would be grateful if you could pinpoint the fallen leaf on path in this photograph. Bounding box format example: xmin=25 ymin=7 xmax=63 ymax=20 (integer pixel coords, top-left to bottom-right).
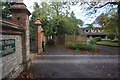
xmin=16 ymin=70 xmax=58 ymax=79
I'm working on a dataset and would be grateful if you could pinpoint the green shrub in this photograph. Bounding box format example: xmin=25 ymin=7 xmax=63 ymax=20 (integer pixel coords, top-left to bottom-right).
xmin=93 ymin=37 xmax=101 ymax=41
xmin=66 ymin=44 xmax=73 ymax=48
xmin=89 ymin=39 xmax=96 ymax=44
xmin=72 ymin=43 xmax=82 ymax=50
xmin=75 ymin=48 xmax=79 ymax=51
xmin=72 ymin=43 xmax=76 ymax=49
xmin=89 ymin=37 xmax=101 ymax=44
xmin=107 ymin=33 xmax=115 ymax=40
xmin=90 ymin=45 xmax=97 ymax=51
xmin=66 ymin=42 xmax=97 ymax=51
xmin=81 ymin=43 xmax=90 ymax=50
xmin=46 ymin=39 xmax=55 ymax=45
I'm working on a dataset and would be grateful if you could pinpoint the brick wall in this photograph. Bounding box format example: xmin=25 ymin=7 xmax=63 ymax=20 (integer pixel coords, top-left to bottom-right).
xmin=0 ymin=2 xmax=31 ymax=79
xmin=56 ymin=34 xmax=87 ymax=45
xmin=1 ymin=35 xmax=23 ymax=78
xmin=76 ymin=35 xmax=87 ymax=42
xmin=0 ymin=19 xmax=30 ymax=79
xmin=0 ymin=19 xmax=25 ymax=79
xmin=65 ymin=34 xmax=87 ymax=45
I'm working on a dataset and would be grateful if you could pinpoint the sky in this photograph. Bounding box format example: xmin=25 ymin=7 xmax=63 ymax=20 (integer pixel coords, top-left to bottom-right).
xmin=23 ymin=0 xmax=117 ymax=27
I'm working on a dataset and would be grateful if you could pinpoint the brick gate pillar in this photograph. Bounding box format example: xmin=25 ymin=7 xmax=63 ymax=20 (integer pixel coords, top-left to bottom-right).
xmin=9 ymin=2 xmax=31 ymax=69
xmin=34 ymin=18 xmax=43 ymax=53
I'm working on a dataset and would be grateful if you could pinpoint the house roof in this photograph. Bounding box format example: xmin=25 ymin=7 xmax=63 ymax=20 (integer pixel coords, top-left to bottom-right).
xmin=79 ymin=28 xmax=107 ymax=35
xmin=84 ymin=32 xmax=107 ymax=36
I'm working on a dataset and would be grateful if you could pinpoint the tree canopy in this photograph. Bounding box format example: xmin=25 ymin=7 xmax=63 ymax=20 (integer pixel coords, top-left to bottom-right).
xmin=98 ymin=8 xmax=118 ymax=38
xmin=29 ymin=2 xmax=84 ymax=50
xmin=30 ymin=2 xmax=84 ymax=38
xmin=72 ymin=2 xmax=119 ymax=14
xmin=1 ymin=1 xmax=11 ymax=19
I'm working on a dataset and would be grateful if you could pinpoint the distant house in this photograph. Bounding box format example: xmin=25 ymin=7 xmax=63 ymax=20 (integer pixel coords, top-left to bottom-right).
xmin=79 ymin=27 xmax=108 ymax=41
xmin=79 ymin=13 xmax=110 ymax=41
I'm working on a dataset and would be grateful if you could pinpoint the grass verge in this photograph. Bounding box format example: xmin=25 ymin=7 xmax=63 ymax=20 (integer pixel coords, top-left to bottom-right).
xmin=96 ymin=41 xmax=118 ymax=47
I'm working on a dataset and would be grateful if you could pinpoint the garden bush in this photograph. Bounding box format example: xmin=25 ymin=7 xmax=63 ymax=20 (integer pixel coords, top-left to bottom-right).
xmin=66 ymin=42 xmax=97 ymax=51
xmin=46 ymin=39 xmax=55 ymax=45
xmin=107 ymin=33 xmax=115 ymax=40
xmin=93 ymin=37 xmax=101 ymax=41
xmin=89 ymin=37 xmax=101 ymax=44
xmin=81 ymin=43 xmax=91 ymax=50
xmin=91 ymin=45 xmax=97 ymax=51
xmin=67 ymin=43 xmax=82 ymax=50
xmin=75 ymin=48 xmax=80 ymax=51
xmin=66 ymin=44 xmax=73 ymax=48
xmin=89 ymin=39 xmax=96 ymax=44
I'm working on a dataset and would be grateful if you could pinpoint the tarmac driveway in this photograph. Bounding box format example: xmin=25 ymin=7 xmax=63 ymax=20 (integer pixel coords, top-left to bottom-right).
xmin=30 ymin=46 xmax=119 ymax=78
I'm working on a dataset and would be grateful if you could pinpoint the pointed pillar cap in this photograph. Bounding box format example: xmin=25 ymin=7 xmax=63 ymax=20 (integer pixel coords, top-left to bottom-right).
xmin=34 ymin=17 xmax=42 ymax=25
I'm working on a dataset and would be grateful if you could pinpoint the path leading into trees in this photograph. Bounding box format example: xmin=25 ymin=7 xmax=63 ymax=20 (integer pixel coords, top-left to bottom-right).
xmin=30 ymin=45 xmax=119 ymax=78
